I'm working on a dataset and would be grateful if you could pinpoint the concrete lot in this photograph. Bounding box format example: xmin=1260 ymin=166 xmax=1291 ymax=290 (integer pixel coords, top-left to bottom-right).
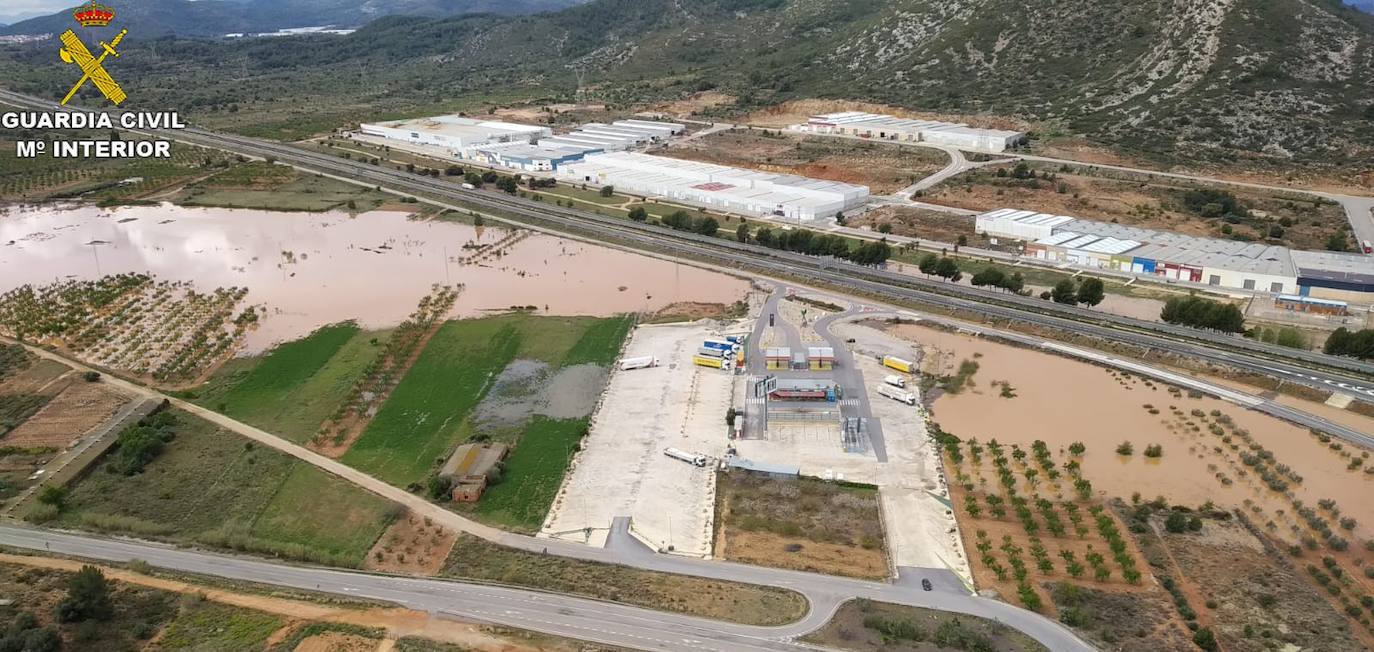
xmin=732 ymin=318 xmax=970 ymax=583
xmin=542 ymin=322 xmax=735 ymax=556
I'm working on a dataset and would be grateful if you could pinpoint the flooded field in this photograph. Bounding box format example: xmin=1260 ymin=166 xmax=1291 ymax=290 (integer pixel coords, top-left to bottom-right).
xmin=886 ymin=323 xmax=1374 ymax=545
xmin=0 ymin=204 xmax=749 ymax=352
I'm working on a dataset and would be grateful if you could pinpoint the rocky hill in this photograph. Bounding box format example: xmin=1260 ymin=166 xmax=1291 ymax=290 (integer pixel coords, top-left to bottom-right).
xmin=3 ymin=0 xmax=1371 ymax=168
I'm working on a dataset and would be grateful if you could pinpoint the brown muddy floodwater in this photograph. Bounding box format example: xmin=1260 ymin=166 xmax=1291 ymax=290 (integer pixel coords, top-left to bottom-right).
xmin=887 ymin=323 xmax=1374 ymax=544
xmin=0 ymin=203 xmax=749 ymax=352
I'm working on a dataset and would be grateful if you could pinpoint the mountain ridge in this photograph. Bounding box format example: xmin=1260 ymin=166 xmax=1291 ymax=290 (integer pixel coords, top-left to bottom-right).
xmin=2 ymin=0 xmax=1370 ymax=170
xmin=0 ymin=0 xmax=584 ymax=38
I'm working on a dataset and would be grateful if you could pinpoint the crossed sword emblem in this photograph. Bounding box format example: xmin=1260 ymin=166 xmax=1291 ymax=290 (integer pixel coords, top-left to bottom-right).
xmin=59 ymin=28 xmax=128 ymax=106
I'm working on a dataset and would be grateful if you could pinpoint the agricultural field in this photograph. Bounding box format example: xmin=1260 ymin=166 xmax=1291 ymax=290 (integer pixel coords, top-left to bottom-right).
xmin=192 ymin=322 xmax=392 ymax=444
xmin=713 ymin=472 xmax=889 ymax=579
xmin=1 ymin=380 xmax=127 ymax=449
xmin=803 ymin=599 xmax=1049 ymax=652
xmin=941 ymin=436 xmax=1152 ymax=612
xmin=0 ymin=355 xmax=72 ymax=439
xmin=0 ymin=137 xmax=235 ymax=203
xmin=42 ymin=409 xmax=398 ymax=568
xmin=172 ymin=160 xmax=392 ymax=212
xmin=343 ymin=311 xmax=632 ymax=524
xmin=441 ymin=535 xmax=807 ymax=626
xmin=314 ymin=287 xmax=457 ymax=455
xmin=474 ymin=416 xmax=588 ymax=531
xmin=921 ymin=162 xmax=1351 ymax=251
xmin=908 ymin=323 xmax=1374 ymax=646
xmin=653 ymin=129 xmax=947 ymax=194
xmin=0 ymin=275 xmax=257 ymax=384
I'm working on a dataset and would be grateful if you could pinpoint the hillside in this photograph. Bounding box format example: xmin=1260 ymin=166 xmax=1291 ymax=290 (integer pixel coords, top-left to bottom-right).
xmin=2 ymin=0 xmax=1371 ymax=169
xmin=0 ymin=0 xmax=584 ymax=38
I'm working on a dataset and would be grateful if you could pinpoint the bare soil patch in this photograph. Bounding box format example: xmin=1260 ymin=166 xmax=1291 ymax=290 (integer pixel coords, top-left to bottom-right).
xmin=295 ymin=631 xmax=378 ymax=652
xmin=1153 ymin=515 xmax=1370 ymax=651
xmin=644 ymin=301 xmax=742 ymax=324
xmin=803 ymin=598 xmax=1048 ymax=652
xmin=364 ymin=513 xmax=457 ymax=576
xmin=652 ymin=91 xmax=736 ymax=117
xmin=854 ymin=206 xmax=977 ymax=243
xmin=2 ymin=381 xmax=127 ymax=448
xmin=922 ymin=164 xmax=1348 ymax=251
xmin=652 ymin=130 xmax=945 ymax=194
xmin=714 ymin=472 xmax=888 ymax=579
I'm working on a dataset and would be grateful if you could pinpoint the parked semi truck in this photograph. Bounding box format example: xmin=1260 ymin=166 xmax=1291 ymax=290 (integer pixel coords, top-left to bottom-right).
xmin=693 ymin=355 xmax=733 ymax=370
xmin=697 ymin=346 xmax=732 ymax=359
xmin=877 ymin=384 xmax=917 ymax=406
xmin=664 ymin=447 xmax=708 ymax=467
xmin=702 ymin=338 xmax=736 ymax=353
xmin=619 ymin=356 xmax=657 ymax=371
xmin=882 ymin=355 xmax=914 ymax=374
xmin=883 ymin=375 xmax=906 ymax=388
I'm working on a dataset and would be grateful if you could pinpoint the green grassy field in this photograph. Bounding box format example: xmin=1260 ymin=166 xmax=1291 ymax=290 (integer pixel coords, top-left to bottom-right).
xmin=52 ymin=410 xmax=395 ymax=567
xmin=476 ymin=417 xmax=588 ymax=530
xmin=153 ymin=601 xmax=285 ymax=652
xmin=339 ymin=314 xmax=630 ymax=529
xmin=342 ymin=319 xmax=521 ymax=486
xmin=562 ymin=315 xmax=634 ymax=366
xmin=193 ymin=323 xmax=390 ymax=443
xmin=174 ymin=162 xmax=391 ymax=212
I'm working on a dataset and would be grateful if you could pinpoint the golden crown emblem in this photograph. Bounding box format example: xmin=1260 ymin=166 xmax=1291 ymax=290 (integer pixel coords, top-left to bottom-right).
xmin=73 ymin=1 xmax=116 ymax=27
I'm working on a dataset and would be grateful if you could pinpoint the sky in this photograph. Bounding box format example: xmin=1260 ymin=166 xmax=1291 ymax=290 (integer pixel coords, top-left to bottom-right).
xmin=0 ymin=1 xmax=74 ymax=25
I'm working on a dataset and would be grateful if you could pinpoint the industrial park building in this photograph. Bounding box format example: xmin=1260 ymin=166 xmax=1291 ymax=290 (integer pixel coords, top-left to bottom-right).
xmin=470 ymin=142 xmax=602 ymax=172
xmin=556 ymin=152 xmax=870 ymax=220
xmin=976 ymin=208 xmax=1374 ymax=298
xmin=544 ymin=120 xmax=687 ymax=152
xmin=793 ymin=112 xmax=1027 ymax=152
xmin=359 ymin=116 xmax=551 ymax=155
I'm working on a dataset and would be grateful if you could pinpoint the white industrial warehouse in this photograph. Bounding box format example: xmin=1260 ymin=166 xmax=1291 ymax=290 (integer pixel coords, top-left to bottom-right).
xmin=976 ymin=208 xmax=1374 ymax=299
xmin=793 ymin=112 xmax=1027 ymax=152
xmin=556 ymin=151 xmax=870 ymax=220
xmin=357 ymin=116 xmax=685 ymax=170
xmin=359 ymin=115 xmax=552 ymax=155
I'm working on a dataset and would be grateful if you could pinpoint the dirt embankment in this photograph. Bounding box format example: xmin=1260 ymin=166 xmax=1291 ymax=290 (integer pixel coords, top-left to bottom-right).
xmin=653 ymin=130 xmax=945 ymax=194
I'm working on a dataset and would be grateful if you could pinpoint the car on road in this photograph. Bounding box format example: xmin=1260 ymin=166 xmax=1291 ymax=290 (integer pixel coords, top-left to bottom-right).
xmin=921 ymin=578 xmax=933 ymax=591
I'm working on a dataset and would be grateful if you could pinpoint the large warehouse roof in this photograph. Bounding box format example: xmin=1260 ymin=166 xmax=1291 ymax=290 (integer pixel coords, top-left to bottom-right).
xmin=1290 ymin=250 xmax=1374 ymax=285
xmin=557 ymin=151 xmax=868 ymax=219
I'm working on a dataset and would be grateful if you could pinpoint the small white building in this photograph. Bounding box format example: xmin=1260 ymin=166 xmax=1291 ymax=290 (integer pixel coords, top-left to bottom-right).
xmin=470 ymin=142 xmax=601 ymax=172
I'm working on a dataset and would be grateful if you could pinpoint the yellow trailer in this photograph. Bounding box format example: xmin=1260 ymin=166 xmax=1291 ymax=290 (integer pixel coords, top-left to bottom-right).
xmin=882 ymin=355 xmax=914 ymax=374
xmin=693 ymin=355 xmax=727 ymax=369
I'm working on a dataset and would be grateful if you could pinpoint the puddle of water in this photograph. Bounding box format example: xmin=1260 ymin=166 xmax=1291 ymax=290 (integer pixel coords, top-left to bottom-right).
xmin=472 ymin=360 xmax=607 ymax=432
xmin=887 ymin=323 xmax=1374 ymax=543
xmin=0 ymin=203 xmax=749 ymax=353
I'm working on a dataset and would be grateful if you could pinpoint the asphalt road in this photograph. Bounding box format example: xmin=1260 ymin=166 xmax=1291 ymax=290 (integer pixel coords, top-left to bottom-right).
xmin=0 ymin=523 xmax=1096 ymax=652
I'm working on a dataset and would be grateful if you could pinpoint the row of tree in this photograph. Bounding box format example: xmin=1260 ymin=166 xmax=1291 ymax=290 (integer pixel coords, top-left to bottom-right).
xmin=659 ymin=210 xmax=720 ymax=236
xmin=1323 ymin=327 xmax=1374 ymax=360
xmin=1047 ymin=277 xmax=1105 ymax=307
xmin=1160 ymin=296 xmax=1247 ymax=333
xmin=744 ymin=225 xmax=892 ymax=266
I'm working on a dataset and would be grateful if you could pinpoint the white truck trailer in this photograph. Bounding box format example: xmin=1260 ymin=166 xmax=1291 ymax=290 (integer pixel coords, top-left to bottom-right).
xmin=619 ymin=356 xmax=657 ymax=371
xmin=664 ymin=447 xmax=708 ymax=467
xmin=877 ymin=384 xmax=916 ymax=406
xmin=883 ymin=375 xmax=906 ymax=388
